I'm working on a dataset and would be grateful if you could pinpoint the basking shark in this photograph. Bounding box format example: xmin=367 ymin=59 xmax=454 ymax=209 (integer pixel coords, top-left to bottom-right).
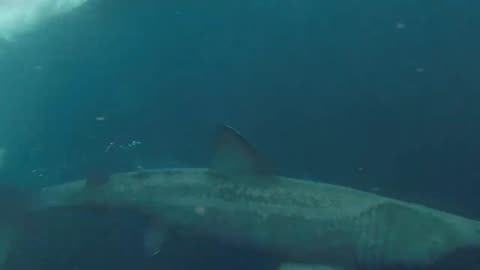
xmin=2 ymin=125 xmax=480 ymax=270
xmin=0 ymin=0 xmax=88 ymax=41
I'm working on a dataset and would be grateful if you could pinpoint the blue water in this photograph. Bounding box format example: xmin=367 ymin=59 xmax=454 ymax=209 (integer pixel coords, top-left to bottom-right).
xmin=1 ymin=1 xmax=479 ymax=269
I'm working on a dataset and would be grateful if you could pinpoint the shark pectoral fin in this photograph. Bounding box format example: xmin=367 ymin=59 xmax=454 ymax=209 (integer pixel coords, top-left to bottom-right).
xmin=211 ymin=125 xmax=273 ymax=181
xmin=279 ymin=263 xmax=346 ymax=270
xmin=143 ymin=222 xmax=169 ymax=257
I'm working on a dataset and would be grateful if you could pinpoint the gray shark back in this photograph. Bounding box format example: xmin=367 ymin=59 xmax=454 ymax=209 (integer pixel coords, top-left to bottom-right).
xmin=31 ymin=125 xmax=480 ymax=270
xmin=33 ymin=166 xmax=480 ymax=270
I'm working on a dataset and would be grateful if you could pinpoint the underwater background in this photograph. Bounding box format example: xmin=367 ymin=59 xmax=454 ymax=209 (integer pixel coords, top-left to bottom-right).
xmin=0 ymin=0 xmax=480 ymax=269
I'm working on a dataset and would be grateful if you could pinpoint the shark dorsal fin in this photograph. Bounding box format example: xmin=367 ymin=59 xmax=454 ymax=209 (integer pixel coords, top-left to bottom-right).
xmin=211 ymin=125 xmax=272 ymax=180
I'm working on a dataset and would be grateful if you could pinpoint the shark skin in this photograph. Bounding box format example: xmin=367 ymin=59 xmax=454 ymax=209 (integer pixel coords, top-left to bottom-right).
xmin=17 ymin=126 xmax=480 ymax=269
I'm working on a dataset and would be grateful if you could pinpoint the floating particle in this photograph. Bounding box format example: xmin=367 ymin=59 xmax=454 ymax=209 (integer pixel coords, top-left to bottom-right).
xmin=194 ymin=206 xmax=206 ymax=216
xmin=395 ymin=22 xmax=406 ymax=29
xmin=128 ymin=140 xmax=142 ymax=147
xmin=415 ymin=67 xmax=425 ymax=73
xmin=105 ymin=142 xmax=115 ymax=152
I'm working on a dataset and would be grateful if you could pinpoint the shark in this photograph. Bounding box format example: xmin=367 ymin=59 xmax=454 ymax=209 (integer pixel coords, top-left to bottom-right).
xmin=1 ymin=125 xmax=480 ymax=270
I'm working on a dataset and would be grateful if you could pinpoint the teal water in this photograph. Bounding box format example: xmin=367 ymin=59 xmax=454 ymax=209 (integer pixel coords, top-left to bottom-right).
xmin=0 ymin=1 xmax=479 ymax=269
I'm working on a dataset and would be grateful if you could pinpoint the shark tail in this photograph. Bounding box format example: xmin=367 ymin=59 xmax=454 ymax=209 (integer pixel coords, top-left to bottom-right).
xmin=0 ymin=185 xmax=32 ymax=269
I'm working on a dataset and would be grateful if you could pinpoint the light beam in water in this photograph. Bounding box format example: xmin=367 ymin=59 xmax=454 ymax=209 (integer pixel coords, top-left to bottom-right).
xmin=0 ymin=0 xmax=88 ymax=41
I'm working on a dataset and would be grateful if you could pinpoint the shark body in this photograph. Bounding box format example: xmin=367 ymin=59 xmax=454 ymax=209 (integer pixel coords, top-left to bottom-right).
xmin=5 ymin=126 xmax=480 ymax=270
